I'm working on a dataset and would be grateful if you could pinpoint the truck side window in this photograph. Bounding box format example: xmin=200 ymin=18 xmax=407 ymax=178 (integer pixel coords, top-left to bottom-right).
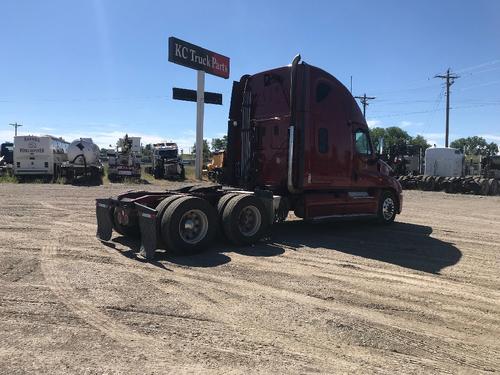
xmin=318 ymin=128 xmax=328 ymax=153
xmin=354 ymin=130 xmax=372 ymax=156
xmin=316 ymin=82 xmax=331 ymax=103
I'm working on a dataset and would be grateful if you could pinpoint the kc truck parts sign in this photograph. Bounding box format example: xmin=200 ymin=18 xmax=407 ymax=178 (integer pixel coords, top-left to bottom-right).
xmin=168 ymin=37 xmax=230 ymax=79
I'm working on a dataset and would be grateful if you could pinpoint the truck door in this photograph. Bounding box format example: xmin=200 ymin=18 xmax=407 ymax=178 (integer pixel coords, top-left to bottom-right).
xmin=351 ymin=127 xmax=378 ymax=188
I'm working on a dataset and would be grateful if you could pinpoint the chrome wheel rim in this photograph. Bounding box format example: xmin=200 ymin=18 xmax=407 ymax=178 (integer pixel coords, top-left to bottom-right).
xmin=382 ymin=197 xmax=395 ymax=221
xmin=179 ymin=209 xmax=208 ymax=244
xmin=238 ymin=205 xmax=261 ymax=237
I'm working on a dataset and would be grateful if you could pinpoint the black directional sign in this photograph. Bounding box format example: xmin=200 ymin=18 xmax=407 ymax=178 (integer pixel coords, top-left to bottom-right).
xmin=172 ymin=88 xmax=222 ymax=105
xmin=168 ymin=37 xmax=230 ymax=79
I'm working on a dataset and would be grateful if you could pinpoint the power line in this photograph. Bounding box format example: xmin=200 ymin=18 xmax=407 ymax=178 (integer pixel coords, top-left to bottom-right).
xmin=354 ymin=93 xmax=376 ymax=117
xmin=434 ymin=69 xmax=460 ymax=147
xmin=455 ymin=58 xmax=500 ymax=74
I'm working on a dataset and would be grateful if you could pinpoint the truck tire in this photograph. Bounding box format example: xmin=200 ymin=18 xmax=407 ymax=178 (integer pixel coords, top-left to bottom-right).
xmin=488 ymin=179 xmax=498 ymax=196
xmin=217 ymin=193 xmax=239 ymax=216
xmin=216 ymin=193 xmax=239 ymax=238
xmin=161 ymin=196 xmax=217 ymax=255
xmin=479 ymin=178 xmax=489 ymax=195
xmin=377 ymin=191 xmax=396 ymax=224
xmin=155 ymin=194 xmax=184 ymax=234
xmin=222 ymin=194 xmax=270 ymax=245
xmin=113 ymin=206 xmax=140 ymax=237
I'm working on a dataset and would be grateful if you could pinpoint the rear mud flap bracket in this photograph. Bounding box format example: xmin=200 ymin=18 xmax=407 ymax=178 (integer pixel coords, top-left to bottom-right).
xmin=136 ymin=203 xmax=160 ymax=260
xmin=96 ymin=199 xmax=113 ymax=241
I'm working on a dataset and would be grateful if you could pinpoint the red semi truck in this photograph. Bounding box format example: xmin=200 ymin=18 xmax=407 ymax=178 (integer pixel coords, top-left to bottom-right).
xmin=96 ymin=56 xmax=402 ymax=259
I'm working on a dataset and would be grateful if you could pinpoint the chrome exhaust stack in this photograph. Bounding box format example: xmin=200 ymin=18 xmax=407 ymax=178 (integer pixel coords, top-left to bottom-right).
xmin=287 ymin=54 xmax=301 ymax=194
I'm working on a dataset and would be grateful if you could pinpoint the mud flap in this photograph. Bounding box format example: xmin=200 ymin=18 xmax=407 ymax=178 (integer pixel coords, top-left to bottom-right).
xmin=96 ymin=198 xmax=114 ymax=241
xmin=136 ymin=203 xmax=160 ymax=260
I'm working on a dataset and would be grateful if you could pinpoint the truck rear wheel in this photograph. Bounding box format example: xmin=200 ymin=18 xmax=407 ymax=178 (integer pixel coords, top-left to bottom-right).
xmin=222 ymin=195 xmax=269 ymax=245
xmin=113 ymin=207 xmax=140 ymax=237
xmin=217 ymin=193 xmax=239 ymax=216
xmin=161 ymin=196 xmax=217 ymax=255
xmin=377 ymin=191 xmax=396 ymax=224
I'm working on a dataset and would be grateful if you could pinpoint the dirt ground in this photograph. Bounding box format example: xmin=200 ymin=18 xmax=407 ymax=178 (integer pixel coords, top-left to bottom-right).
xmin=0 ymin=182 xmax=499 ymax=374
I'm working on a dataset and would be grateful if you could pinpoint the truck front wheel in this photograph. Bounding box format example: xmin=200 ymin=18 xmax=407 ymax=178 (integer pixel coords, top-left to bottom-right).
xmin=377 ymin=191 xmax=397 ymax=224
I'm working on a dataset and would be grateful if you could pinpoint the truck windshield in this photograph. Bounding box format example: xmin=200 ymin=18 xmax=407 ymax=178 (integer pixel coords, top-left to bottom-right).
xmin=159 ymin=150 xmax=178 ymax=158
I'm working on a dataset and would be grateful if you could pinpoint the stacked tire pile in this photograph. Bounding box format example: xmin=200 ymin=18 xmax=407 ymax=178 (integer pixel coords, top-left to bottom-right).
xmin=398 ymin=175 xmax=499 ymax=196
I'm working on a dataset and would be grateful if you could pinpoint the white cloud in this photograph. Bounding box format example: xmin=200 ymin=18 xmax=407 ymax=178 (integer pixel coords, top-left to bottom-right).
xmin=479 ymin=134 xmax=500 ymax=143
xmin=367 ymin=119 xmax=382 ymax=128
xmin=398 ymin=120 xmax=423 ymax=128
xmin=0 ymin=130 xmax=14 ymax=143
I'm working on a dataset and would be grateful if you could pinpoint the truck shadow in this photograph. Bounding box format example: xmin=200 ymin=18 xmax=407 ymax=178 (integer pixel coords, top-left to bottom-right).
xmin=108 ymin=220 xmax=461 ymax=274
xmin=266 ymin=220 xmax=462 ymax=274
xmin=163 ymin=220 xmax=461 ymax=274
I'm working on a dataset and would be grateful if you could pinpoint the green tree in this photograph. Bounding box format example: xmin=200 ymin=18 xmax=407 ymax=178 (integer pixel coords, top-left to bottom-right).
xmin=450 ymin=136 xmax=498 ymax=156
xmin=408 ymin=135 xmax=431 ymax=154
xmin=486 ymin=142 xmax=499 ymax=156
xmin=192 ymin=139 xmax=211 ymax=161
xmin=211 ymin=135 xmax=228 ymax=151
xmin=141 ymin=144 xmax=152 ymax=158
xmin=369 ymin=127 xmax=386 ymax=153
xmin=370 ymin=126 xmax=412 ymax=153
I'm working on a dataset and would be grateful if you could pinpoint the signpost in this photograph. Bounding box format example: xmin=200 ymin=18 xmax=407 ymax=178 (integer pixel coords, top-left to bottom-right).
xmin=168 ymin=37 xmax=229 ymax=180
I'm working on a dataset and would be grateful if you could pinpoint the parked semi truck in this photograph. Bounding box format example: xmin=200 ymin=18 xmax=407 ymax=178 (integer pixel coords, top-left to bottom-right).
xmin=60 ymin=138 xmax=104 ymax=184
xmin=13 ymin=135 xmax=69 ymax=180
xmin=107 ymin=135 xmax=142 ymax=181
xmin=1 ymin=142 xmax=14 ymax=175
xmin=1 ymin=142 xmax=13 ymax=165
xmin=96 ymin=56 xmax=402 ymax=259
xmin=151 ymin=142 xmax=185 ymax=180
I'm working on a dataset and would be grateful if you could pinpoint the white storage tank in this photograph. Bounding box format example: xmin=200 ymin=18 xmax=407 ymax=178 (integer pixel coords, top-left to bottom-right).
xmin=424 ymin=147 xmax=464 ymax=177
xmin=67 ymin=138 xmax=100 ymax=165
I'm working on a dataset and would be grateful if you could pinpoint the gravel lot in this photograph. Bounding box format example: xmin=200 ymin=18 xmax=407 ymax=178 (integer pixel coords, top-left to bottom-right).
xmin=0 ymin=183 xmax=499 ymax=374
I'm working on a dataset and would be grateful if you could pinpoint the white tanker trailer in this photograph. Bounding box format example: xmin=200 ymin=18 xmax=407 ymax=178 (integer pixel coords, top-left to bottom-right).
xmin=60 ymin=138 xmax=103 ymax=184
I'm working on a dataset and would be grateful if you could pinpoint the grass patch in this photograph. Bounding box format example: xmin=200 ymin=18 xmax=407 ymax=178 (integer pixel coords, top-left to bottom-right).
xmin=0 ymin=174 xmax=18 ymax=183
xmin=184 ymin=165 xmax=196 ymax=180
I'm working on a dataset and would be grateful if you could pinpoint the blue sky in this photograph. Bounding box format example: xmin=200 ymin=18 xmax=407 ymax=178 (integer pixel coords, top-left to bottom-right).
xmin=1 ymin=0 xmax=499 ymax=150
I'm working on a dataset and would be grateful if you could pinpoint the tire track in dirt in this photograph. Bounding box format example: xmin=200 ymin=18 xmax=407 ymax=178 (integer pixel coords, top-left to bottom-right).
xmin=97 ymin=243 xmax=359 ymax=372
xmin=171 ymin=268 xmax=498 ymax=372
xmin=39 ymin=235 xmax=216 ymax=373
xmin=82 ymin=210 xmax=497 ymax=372
xmin=37 ymin=211 xmax=269 ymax=372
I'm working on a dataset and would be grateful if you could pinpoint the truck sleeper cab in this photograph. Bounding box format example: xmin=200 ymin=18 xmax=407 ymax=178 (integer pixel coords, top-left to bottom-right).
xmin=96 ymin=56 xmax=402 ymax=259
xmin=224 ymin=55 xmax=402 ymax=221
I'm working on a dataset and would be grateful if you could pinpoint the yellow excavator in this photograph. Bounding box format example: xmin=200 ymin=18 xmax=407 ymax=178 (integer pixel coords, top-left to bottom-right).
xmin=206 ymin=150 xmax=224 ymax=182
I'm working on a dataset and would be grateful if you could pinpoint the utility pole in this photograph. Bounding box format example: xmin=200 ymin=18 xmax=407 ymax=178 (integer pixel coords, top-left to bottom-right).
xmin=354 ymin=93 xmax=376 ymax=118
xmin=9 ymin=122 xmax=23 ymax=137
xmin=434 ymin=69 xmax=459 ymax=147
